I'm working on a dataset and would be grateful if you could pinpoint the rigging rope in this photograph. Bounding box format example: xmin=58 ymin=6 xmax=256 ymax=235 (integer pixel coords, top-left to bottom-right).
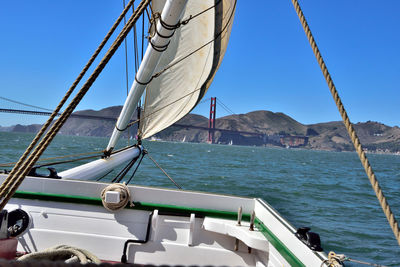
xmin=146 ymin=152 xmax=182 ymax=189
xmin=0 ymin=144 xmax=135 ymax=168
xmin=0 ymin=0 xmax=136 ymax=204
xmin=0 ymin=0 xmax=150 ymax=210
xmin=111 ymin=146 xmax=142 ymax=183
xmin=125 ymin=149 xmax=146 ymax=185
xmin=0 ymin=151 xmax=102 ymax=167
xmin=122 ymin=0 xmax=130 ymax=97
xmin=322 ymin=251 xmax=389 ymax=267
xmin=291 ymin=0 xmax=400 ymax=246
xmin=18 ymin=245 xmax=101 ymax=264
xmin=122 ymin=0 xmax=133 ymax=146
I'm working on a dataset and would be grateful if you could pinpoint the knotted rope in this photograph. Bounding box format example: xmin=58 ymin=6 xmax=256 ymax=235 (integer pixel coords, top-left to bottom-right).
xmin=18 ymin=245 xmax=100 ymax=264
xmin=101 ymin=183 xmax=134 ymax=212
xmin=0 ymin=0 xmax=150 ymax=210
xmin=291 ymin=0 xmax=400 ymax=246
xmin=322 ymin=251 xmax=389 ymax=267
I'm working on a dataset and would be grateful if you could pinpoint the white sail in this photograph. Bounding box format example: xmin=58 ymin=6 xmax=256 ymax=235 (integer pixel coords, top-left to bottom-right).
xmin=139 ymin=0 xmax=236 ymax=139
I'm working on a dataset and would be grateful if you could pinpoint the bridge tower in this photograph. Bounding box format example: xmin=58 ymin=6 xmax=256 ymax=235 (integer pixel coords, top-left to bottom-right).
xmin=208 ymin=97 xmax=216 ymax=144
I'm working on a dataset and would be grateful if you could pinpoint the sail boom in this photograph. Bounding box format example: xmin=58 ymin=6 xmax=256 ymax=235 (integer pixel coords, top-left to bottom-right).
xmin=59 ymin=146 xmax=141 ymax=180
xmin=106 ymin=0 xmax=188 ymax=152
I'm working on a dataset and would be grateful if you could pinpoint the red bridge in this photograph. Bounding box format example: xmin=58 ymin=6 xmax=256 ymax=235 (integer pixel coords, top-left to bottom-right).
xmin=0 ymin=97 xmax=309 ymax=147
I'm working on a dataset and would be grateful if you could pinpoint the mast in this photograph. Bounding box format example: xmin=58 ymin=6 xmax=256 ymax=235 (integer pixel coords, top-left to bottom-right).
xmin=106 ymin=0 xmax=188 ymax=153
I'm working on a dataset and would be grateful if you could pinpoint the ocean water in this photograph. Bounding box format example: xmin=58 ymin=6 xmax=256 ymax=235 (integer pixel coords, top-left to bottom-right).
xmin=0 ymin=131 xmax=399 ymax=266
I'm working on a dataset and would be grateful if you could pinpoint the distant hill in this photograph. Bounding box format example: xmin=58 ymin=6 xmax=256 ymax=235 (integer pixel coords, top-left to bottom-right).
xmin=58 ymin=106 xmax=138 ymax=138
xmin=1 ymin=106 xmax=400 ymax=153
xmin=307 ymin=121 xmax=400 ymax=152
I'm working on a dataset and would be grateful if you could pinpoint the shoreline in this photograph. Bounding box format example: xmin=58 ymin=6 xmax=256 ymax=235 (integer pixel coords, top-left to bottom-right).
xmin=1 ymin=130 xmax=399 ymax=156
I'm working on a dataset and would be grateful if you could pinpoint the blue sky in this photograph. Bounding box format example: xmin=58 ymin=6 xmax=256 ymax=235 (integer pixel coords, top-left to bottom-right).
xmin=0 ymin=1 xmax=399 ymax=127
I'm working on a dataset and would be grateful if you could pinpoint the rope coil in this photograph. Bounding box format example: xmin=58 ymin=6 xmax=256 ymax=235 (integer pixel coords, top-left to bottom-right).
xmin=101 ymin=183 xmax=134 ymax=212
xmin=18 ymin=245 xmax=101 ymax=264
xmin=322 ymin=251 xmax=389 ymax=267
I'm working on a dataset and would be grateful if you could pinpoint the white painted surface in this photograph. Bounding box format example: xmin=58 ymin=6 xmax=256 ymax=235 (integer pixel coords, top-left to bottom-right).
xmin=59 ymin=146 xmax=140 ymax=180
xmin=254 ymin=199 xmax=330 ymax=266
xmin=0 ymin=175 xmax=255 ymax=214
xmin=202 ymin=217 xmax=269 ymax=252
xmin=0 ymin=175 xmax=333 ymax=266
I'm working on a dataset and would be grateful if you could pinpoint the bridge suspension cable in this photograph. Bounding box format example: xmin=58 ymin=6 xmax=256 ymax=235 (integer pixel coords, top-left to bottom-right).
xmin=0 ymin=96 xmax=53 ymax=112
xmin=199 ymin=97 xmax=211 ymax=105
xmin=216 ymin=98 xmax=235 ymax=116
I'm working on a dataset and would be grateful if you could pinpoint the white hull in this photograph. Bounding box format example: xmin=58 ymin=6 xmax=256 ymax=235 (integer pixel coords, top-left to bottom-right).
xmin=2 ymin=174 xmax=333 ymax=266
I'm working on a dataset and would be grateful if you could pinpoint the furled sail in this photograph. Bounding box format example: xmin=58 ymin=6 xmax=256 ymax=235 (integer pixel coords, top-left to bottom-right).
xmin=138 ymin=0 xmax=236 ymax=139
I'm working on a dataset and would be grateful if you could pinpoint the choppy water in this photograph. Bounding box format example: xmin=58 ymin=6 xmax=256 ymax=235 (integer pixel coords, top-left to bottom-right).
xmin=0 ymin=132 xmax=399 ymax=266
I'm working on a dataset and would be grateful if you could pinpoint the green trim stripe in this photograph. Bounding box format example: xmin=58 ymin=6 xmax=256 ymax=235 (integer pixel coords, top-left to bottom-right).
xmin=255 ymin=218 xmax=305 ymax=267
xmin=14 ymin=191 xmax=250 ymax=221
xmin=14 ymin=190 xmax=304 ymax=266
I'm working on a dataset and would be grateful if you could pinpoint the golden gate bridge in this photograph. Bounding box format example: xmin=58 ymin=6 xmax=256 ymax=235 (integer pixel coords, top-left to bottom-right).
xmin=0 ymin=96 xmax=308 ymax=147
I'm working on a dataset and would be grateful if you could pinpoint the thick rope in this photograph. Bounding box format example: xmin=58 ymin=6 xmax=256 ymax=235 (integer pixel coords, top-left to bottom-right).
xmin=101 ymin=183 xmax=134 ymax=212
xmin=0 ymin=0 xmax=135 ymax=194
xmin=0 ymin=0 xmax=135 ymax=198
xmin=321 ymin=251 xmax=345 ymax=267
xmin=291 ymin=0 xmax=400 ymax=246
xmin=18 ymin=245 xmax=101 ymax=264
xmin=0 ymin=0 xmax=150 ymax=210
xmin=322 ymin=251 xmax=389 ymax=267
